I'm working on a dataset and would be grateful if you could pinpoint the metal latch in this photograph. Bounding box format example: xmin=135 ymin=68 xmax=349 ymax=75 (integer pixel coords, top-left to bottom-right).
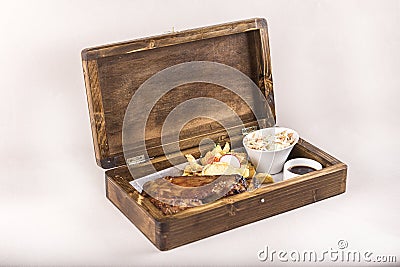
xmin=242 ymin=126 xmax=258 ymax=136
xmin=126 ymin=154 xmax=152 ymax=166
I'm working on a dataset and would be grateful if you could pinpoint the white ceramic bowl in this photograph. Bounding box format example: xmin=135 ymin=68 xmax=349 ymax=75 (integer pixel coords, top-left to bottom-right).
xmin=243 ymin=127 xmax=299 ymax=174
xmin=283 ymin=158 xmax=323 ymax=180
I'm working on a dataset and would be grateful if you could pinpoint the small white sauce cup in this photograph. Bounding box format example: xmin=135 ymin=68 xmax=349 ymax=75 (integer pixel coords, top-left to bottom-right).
xmin=243 ymin=127 xmax=299 ymax=174
xmin=283 ymin=158 xmax=323 ymax=180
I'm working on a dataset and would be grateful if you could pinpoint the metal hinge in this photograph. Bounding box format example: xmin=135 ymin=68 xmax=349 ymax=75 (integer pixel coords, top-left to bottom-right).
xmin=242 ymin=126 xmax=258 ymax=136
xmin=126 ymin=154 xmax=152 ymax=166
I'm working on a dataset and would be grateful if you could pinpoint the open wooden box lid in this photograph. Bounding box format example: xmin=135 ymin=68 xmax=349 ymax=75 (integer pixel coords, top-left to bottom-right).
xmin=82 ymin=18 xmax=276 ymax=170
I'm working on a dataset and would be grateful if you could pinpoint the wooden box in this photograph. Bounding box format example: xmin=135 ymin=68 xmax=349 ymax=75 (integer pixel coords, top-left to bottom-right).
xmin=81 ymin=18 xmax=347 ymax=251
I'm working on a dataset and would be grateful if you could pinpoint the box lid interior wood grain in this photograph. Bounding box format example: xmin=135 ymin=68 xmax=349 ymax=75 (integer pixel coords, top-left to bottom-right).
xmin=82 ymin=18 xmax=276 ymax=169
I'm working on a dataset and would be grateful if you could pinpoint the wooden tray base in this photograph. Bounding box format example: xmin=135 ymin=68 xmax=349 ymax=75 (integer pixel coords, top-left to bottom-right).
xmin=105 ymin=138 xmax=347 ymax=250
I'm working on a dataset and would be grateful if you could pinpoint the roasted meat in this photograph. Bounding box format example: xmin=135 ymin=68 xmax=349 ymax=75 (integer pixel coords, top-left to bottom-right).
xmin=143 ymin=175 xmax=247 ymax=215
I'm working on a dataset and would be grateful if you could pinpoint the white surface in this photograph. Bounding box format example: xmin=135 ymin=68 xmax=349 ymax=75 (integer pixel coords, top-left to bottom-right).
xmin=1 ymin=0 xmax=400 ymax=266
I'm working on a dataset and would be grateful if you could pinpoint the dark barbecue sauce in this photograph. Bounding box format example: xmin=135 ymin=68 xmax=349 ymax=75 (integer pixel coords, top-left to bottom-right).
xmin=288 ymin=165 xmax=317 ymax=175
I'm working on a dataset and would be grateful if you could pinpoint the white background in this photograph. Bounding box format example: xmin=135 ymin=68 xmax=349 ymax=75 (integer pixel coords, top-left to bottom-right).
xmin=1 ymin=0 xmax=399 ymax=266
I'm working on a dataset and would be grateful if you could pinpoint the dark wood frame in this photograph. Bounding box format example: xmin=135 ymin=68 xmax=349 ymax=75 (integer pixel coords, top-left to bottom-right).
xmin=82 ymin=18 xmax=274 ymax=169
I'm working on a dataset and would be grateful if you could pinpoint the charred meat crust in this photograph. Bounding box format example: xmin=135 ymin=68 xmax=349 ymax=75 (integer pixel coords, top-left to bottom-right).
xmin=143 ymin=175 xmax=248 ymax=215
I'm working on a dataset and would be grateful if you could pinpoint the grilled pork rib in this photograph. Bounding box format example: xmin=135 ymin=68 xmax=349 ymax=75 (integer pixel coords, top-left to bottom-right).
xmin=143 ymin=175 xmax=247 ymax=215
